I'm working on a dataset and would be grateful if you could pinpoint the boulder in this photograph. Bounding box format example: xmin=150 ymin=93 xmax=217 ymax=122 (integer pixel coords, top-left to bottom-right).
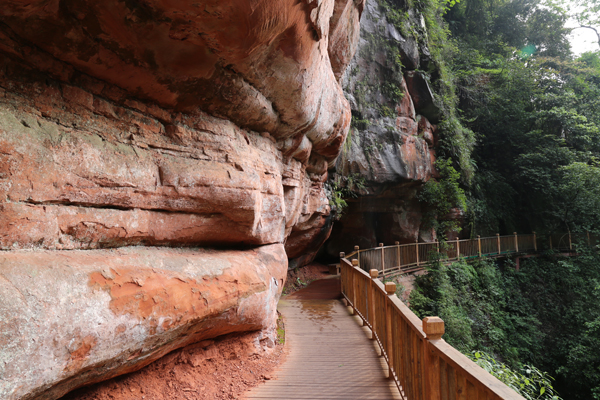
xmin=0 ymin=244 xmax=287 ymax=400
xmin=336 ymin=124 xmax=435 ymax=184
xmin=0 ymin=40 xmax=341 ymax=258
xmin=329 ymin=0 xmax=365 ymax=81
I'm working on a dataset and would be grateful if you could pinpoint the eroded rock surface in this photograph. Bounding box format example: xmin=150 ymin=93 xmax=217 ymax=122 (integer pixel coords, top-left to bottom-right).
xmin=0 ymin=0 xmax=355 ymax=162
xmin=0 ymin=245 xmax=287 ymax=400
xmin=0 ymin=0 xmax=362 ymax=398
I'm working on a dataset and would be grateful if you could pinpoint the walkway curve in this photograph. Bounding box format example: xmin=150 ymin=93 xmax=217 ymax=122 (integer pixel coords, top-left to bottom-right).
xmin=245 ymin=277 xmax=401 ymax=400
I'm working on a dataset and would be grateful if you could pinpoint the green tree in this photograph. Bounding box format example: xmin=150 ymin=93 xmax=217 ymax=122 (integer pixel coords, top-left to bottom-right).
xmin=418 ymin=159 xmax=468 ymax=238
xmin=470 ymin=351 xmax=563 ymax=400
xmin=410 ymin=250 xmax=600 ymax=399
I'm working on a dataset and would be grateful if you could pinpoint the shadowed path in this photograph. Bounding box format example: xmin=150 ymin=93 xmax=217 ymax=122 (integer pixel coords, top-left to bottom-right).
xmin=245 ymin=278 xmax=401 ymax=400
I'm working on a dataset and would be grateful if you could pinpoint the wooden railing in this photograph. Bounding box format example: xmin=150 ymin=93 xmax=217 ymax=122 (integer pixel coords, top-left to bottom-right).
xmin=342 ymin=232 xmax=598 ymax=278
xmin=340 ymin=257 xmax=525 ymax=400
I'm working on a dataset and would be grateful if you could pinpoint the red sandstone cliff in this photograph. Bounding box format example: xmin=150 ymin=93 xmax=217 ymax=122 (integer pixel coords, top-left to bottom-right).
xmin=0 ymin=1 xmax=363 ymax=398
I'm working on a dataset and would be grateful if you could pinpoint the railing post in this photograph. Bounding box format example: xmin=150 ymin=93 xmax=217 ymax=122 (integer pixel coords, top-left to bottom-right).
xmin=569 ymin=232 xmax=572 ymax=251
xmin=354 ymin=245 xmax=360 ymax=267
xmin=351 ymin=259 xmax=359 ymax=315
xmin=533 ymin=232 xmax=537 ymax=252
xmin=369 ymin=269 xmax=378 ymax=340
xmin=423 ymin=316 xmax=445 ymax=400
xmin=395 ymin=241 xmax=401 ymax=270
xmin=496 ymin=233 xmax=501 ymax=254
xmin=477 ymin=235 xmax=482 ymax=257
xmin=385 ymin=281 xmax=396 ymax=380
xmin=514 ymin=232 xmax=518 ymax=253
xmin=338 ymin=252 xmax=344 ymax=276
xmin=415 ymin=239 xmax=419 ymax=267
xmin=456 ymin=237 xmax=460 ymax=259
xmin=379 ymin=243 xmax=385 ymax=277
xmin=588 ymin=231 xmax=591 ymax=246
xmin=423 ymin=316 xmax=445 ymax=340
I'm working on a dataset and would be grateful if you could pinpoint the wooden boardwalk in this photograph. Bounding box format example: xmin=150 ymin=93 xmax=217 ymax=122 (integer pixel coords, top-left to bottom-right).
xmin=245 ymin=278 xmax=401 ymax=400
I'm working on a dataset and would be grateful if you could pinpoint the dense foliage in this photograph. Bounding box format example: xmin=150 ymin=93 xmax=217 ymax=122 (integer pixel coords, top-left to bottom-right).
xmin=444 ymin=0 xmax=600 ymax=236
xmin=418 ymin=159 xmax=467 ymax=237
xmin=469 ymin=351 xmax=562 ymax=400
xmin=406 ymin=0 xmax=600 ymax=398
xmin=410 ymin=247 xmax=600 ymax=399
xmin=406 ymin=0 xmax=600 ymax=397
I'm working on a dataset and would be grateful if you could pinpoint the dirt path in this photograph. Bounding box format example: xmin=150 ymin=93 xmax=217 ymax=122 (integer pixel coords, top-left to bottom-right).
xmin=244 ymin=277 xmax=401 ymax=400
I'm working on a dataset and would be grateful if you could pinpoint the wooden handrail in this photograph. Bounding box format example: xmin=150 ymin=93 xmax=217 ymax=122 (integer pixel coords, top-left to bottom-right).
xmin=340 ymin=257 xmax=526 ymax=400
xmin=349 ymin=232 xmax=585 ymax=279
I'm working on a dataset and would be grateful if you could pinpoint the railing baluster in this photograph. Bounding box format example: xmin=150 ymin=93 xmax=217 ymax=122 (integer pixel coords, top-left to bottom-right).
xmin=351 ymin=259 xmax=359 ymax=314
xmin=385 ymin=281 xmax=396 ymax=380
xmin=496 ymin=233 xmax=501 ymax=254
xmin=569 ymin=232 xmax=572 ymax=250
xmin=380 ymin=243 xmax=385 ymax=277
xmin=415 ymin=240 xmax=420 ymax=267
xmin=369 ymin=269 xmax=378 ymax=340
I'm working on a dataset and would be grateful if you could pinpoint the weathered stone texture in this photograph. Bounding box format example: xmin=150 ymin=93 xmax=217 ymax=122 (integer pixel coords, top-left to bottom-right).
xmin=0 ymin=0 xmax=354 ymax=165
xmin=323 ymin=0 xmax=440 ymax=256
xmin=0 ymin=0 xmax=364 ymax=257
xmin=0 ymin=245 xmax=287 ymax=400
xmin=0 ymin=0 xmax=364 ymax=398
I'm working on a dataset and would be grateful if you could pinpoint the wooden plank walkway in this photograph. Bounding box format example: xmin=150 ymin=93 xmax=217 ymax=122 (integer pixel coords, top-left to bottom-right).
xmin=245 ymin=278 xmax=401 ymax=400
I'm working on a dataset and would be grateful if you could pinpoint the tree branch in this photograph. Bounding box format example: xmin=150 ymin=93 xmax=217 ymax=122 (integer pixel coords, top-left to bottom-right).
xmin=572 ymin=25 xmax=600 ymax=46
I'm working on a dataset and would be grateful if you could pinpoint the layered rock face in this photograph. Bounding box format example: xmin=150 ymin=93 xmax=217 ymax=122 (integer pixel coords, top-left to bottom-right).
xmin=323 ymin=0 xmax=439 ymax=256
xmin=0 ymin=0 xmax=362 ymax=398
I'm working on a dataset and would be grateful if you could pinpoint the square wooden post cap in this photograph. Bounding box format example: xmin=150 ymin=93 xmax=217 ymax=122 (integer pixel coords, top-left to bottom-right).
xmin=339 ymin=252 xmax=345 ymax=258
xmin=351 ymin=259 xmax=359 ymax=267
xmin=354 ymin=245 xmax=360 ymax=250
xmin=369 ymin=269 xmax=378 ymax=279
xmin=385 ymin=281 xmax=396 ymax=295
xmin=423 ymin=316 xmax=445 ymax=340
